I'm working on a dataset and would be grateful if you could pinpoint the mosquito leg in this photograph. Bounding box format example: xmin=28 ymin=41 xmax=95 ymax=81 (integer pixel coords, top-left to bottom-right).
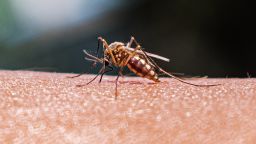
xmin=127 ymin=36 xmax=153 ymax=64
xmin=76 ymin=66 xmax=104 ymax=87
xmin=127 ymin=37 xmax=220 ymax=87
xmin=68 ymin=50 xmax=106 ymax=79
xmin=99 ymin=65 xmax=113 ymax=83
xmin=140 ymin=47 xmax=220 ymax=86
xmin=67 ymin=72 xmax=87 ymax=78
xmin=96 ymin=36 xmax=101 ymax=58
xmin=115 ymin=68 xmax=123 ymax=99
xmin=67 ymin=57 xmax=102 ymax=79
xmin=98 ymin=37 xmax=120 ymax=66
xmin=127 ymin=37 xmax=163 ymax=70
xmin=99 ymin=38 xmax=113 ymax=83
xmin=123 ymin=37 xmax=143 ymax=66
xmin=115 ymin=74 xmax=120 ymax=99
xmin=127 ymin=36 xmax=134 ymax=47
xmin=98 ymin=37 xmax=109 ymax=49
xmin=127 ymin=36 xmax=140 ymax=48
xmin=127 ymin=36 xmax=142 ymax=48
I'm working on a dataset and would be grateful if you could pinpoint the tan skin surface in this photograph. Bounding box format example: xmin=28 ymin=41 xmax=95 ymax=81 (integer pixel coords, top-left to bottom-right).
xmin=0 ymin=70 xmax=256 ymax=144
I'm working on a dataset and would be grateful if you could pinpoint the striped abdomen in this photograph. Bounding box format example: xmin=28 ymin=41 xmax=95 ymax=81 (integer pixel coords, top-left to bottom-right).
xmin=127 ymin=55 xmax=160 ymax=82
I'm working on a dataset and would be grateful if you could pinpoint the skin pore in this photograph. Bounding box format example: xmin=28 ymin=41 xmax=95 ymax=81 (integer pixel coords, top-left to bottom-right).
xmin=0 ymin=70 xmax=256 ymax=143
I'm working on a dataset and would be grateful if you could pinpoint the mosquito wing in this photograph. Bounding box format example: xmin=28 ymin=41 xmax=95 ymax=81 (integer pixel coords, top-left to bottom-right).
xmin=125 ymin=47 xmax=170 ymax=62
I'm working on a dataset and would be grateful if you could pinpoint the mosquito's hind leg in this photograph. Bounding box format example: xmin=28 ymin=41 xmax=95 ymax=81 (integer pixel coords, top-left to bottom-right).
xmin=122 ymin=37 xmax=144 ymax=66
xmin=123 ymin=36 xmax=152 ymax=66
xmin=141 ymin=50 xmax=221 ymax=87
xmin=127 ymin=36 xmax=139 ymax=48
xmin=127 ymin=37 xmax=220 ymax=87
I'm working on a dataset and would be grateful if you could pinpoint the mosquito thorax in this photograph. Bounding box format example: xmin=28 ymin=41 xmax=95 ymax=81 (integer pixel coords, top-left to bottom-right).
xmin=108 ymin=42 xmax=125 ymax=49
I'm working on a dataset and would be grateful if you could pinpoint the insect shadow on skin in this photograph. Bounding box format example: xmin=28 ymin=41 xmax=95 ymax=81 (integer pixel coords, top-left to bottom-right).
xmin=68 ymin=36 xmax=221 ymax=99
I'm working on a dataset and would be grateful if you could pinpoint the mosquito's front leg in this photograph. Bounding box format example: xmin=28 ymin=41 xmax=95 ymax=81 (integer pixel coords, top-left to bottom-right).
xmin=99 ymin=65 xmax=113 ymax=83
xmin=76 ymin=66 xmax=105 ymax=87
xmin=98 ymin=37 xmax=118 ymax=66
xmin=98 ymin=37 xmax=109 ymax=49
xmin=115 ymin=67 xmax=123 ymax=99
xmin=67 ymin=72 xmax=87 ymax=79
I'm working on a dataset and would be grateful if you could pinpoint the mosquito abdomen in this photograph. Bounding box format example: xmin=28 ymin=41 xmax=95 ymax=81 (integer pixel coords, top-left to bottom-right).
xmin=127 ymin=55 xmax=160 ymax=82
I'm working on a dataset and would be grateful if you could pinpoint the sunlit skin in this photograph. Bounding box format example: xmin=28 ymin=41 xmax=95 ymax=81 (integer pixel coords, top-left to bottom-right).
xmin=1 ymin=70 xmax=256 ymax=143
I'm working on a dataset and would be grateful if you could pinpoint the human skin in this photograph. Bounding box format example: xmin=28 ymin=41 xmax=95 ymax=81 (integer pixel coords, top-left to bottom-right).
xmin=0 ymin=70 xmax=256 ymax=144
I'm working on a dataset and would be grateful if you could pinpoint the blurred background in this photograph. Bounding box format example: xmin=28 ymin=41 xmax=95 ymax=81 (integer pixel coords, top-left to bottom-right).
xmin=0 ymin=0 xmax=254 ymax=77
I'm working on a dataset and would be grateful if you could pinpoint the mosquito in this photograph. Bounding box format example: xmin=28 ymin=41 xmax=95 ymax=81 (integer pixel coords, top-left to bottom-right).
xmin=70 ymin=36 xmax=220 ymax=98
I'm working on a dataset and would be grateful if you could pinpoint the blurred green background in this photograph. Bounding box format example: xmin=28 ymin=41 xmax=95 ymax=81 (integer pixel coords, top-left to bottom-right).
xmin=0 ymin=0 xmax=254 ymax=77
